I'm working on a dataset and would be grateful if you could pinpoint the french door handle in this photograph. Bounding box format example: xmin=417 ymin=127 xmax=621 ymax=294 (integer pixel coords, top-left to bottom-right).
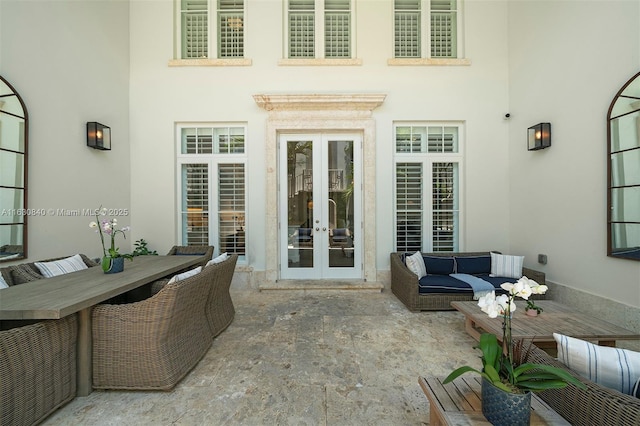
xmin=315 ymin=227 xmax=320 ymax=231
xmin=322 ymin=227 xmax=327 ymax=231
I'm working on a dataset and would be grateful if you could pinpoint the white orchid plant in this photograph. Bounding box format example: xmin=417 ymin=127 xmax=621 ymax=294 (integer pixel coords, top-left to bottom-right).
xmin=444 ymin=276 xmax=586 ymax=393
xmin=89 ymin=207 xmax=132 ymax=271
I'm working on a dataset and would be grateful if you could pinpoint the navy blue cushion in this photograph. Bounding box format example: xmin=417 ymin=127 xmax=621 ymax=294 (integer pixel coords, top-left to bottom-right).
xmin=423 ymin=256 xmax=455 ymax=275
xmin=455 ymin=255 xmax=491 ymax=275
xmin=418 ymin=274 xmax=514 ymax=294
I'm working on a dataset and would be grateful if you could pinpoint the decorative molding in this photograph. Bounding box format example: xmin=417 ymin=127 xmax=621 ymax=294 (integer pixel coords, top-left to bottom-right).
xmin=253 ymin=94 xmax=386 ymax=115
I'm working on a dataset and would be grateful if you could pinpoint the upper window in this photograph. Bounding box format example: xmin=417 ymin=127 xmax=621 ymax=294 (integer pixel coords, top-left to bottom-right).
xmin=286 ymin=0 xmax=354 ymax=59
xmin=394 ymin=0 xmax=461 ymax=59
xmin=178 ymin=0 xmax=245 ymax=59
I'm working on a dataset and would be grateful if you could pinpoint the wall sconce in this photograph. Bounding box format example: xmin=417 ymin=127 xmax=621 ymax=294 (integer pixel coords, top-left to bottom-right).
xmin=87 ymin=122 xmax=111 ymax=150
xmin=527 ymin=122 xmax=551 ymax=151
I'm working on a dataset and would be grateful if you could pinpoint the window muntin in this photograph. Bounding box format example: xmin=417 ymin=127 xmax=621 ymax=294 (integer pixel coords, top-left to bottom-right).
xmin=394 ymin=0 xmax=460 ymax=59
xmin=179 ymin=0 xmax=245 ymax=59
xmin=287 ymin=0 xmax=353 ymax=59
xmin=177 ymin=124 xmax=247 ymax=257
xmin=181 ymin=126 xmax=245 ymax=154
xmin=394 ymin=123 xmax=462 ymax=252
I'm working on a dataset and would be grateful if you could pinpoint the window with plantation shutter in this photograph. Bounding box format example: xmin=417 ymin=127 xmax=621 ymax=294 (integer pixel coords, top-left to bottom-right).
xmin=181 ymin=0 xmax=208 ymax=59
xmin=430 ymin=0 xmax=457 ymax=58
xmin=218 ymin=164 xmax=245 ymax=254
xmin=218 ymin=0 xmax=244 ymax=58
xmin=177 ymin=124 xmax=247 ymax=258
xmin=176 ymin=0 xmax=245 ymax=61
xmin=181 ymin=164 xmax=209 ymax=245
xmin=286 ymin=0 xmax=353 ymax=60
xmin=396 ymin=163 xmax=423 ymax=253
xmin=394 ymin=123 xmax=463 ymax=252
xmin=393 ymin=0 xmax=462 ymax=60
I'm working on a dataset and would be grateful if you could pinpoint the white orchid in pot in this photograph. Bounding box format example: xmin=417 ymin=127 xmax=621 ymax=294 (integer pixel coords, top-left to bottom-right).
xmin=89 ymin=207 xmax=133 ymax=273
xmin=444 ymin=276 xmax=585 ymax=425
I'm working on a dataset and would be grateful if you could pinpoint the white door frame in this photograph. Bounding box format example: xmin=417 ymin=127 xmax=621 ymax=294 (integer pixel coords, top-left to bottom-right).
xmin=253 ymin=93 xmax=386 ymax=285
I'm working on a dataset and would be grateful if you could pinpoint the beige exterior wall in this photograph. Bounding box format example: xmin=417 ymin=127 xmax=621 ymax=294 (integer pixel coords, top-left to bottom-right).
xmin=1 ymin=0 xmax=638 ymax=312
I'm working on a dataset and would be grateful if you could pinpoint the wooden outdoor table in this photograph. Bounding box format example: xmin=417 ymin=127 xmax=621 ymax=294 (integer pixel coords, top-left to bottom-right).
xmin=0 ymin=255 xmax=204 ymax=396
xmin=451 ymin=300 xmax=640 ymax=353
xmin=418 ymin=376 xmax=570 ymax=425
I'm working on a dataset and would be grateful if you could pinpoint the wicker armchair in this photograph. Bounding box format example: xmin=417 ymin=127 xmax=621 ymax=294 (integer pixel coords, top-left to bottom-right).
xmin=204 ymin=254 xmax=238 ymax=338
xmin=390 ymin=252 xmax=546 ymax=311
xmin=525 ymin=343 xmax=640 ymax=425
xmin=166 ymin=245 xmax=214 ymax=268
xmin=0 ymin=254 xmax=98 ymax=286
xmin=0 ymin=315 xmax=78 ymax=426
xmin=149 ymin=254 xmax=238 ymax=338
xmin=91 ymin=263 xmax=214 ymax=390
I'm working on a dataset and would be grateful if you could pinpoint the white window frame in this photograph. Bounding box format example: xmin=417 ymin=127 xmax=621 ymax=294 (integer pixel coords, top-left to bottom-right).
xmin=176 ymin=123 xmax=248 ymax=260
xmin=171 ymin=0 xmax=252 ymax=66
xmin=281 ymin=0 xmax=361 ymax=65
xmin=393 ymin=122 xmax=464 ymax=252
xmin=389 ymin=0 xmax=469 ymax=66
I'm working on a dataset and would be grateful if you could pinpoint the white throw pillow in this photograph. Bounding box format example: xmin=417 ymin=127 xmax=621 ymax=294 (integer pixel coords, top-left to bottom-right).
xmin=168 ymin=266 xmax=202 ymax=284
xmin=34 ymin=254 xmax=89 ymax=278
xmin=554 ymin=332 xmax=640 ymax=395
xmin=0 ymin=274 xmax=8 ymax=289
xmin=490 ymin=252 xmax=524 ymax=279
xmin=405 ymin=251 xmax=427 ymax=278
xmin=206 ymin=252 xmax=229 ymax=266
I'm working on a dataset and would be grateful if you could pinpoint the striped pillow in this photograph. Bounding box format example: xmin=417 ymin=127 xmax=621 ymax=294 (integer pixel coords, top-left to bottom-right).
xmin=554 ymin=333 xmax=640 ymax=395
xmin=490 ymin=252 xmax=524 ymax=279
xmin=405 ymin=251 xmax=426 ymax=278
xmin=634 ymin=377 xmax=640 ymax=398
xmin=0 ymin=274 xmax=8 ymax=289
xmin=34 ymin=254 xmax=89 ymax=278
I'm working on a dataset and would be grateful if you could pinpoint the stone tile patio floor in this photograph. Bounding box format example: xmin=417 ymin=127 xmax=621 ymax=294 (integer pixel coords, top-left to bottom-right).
xmin=45 ymin=289 xmax=482 ymax=426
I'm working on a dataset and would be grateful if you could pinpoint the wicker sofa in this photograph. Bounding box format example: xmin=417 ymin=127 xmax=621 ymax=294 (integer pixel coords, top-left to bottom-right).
xmin=0 ymin=315 xmax=78 ymax=426
xmin=525 ymin=343 xmax=640 ymax=425
xmin=390 ymin=251 xmax=546 ymax=311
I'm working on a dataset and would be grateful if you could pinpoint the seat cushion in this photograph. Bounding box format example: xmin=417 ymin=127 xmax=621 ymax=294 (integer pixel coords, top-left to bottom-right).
xmin=418 ymin=273 xmax=515 ymax=294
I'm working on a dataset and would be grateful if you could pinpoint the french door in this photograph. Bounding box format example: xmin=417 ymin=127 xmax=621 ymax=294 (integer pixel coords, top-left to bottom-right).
xmin=279 ymin=133 xmax=362 ymax=279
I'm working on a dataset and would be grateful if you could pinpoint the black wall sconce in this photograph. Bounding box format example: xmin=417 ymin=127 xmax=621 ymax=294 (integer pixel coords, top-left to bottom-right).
xmin=527 ymin=122 xmax=551 ymax=151
xmin=87 ymin=122 xmax=111 ymax=150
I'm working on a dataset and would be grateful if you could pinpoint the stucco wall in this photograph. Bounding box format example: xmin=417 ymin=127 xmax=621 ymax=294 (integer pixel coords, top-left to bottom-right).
xmin=0 ymin=0 xmax=131 ymax=262
xmin=507 ymin=0 xmax=640 ymax=308
xmin=129 ymin=0 xmax=513 ymax=273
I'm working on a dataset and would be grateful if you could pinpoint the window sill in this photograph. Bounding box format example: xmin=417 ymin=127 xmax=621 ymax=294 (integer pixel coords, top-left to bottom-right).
xmin=387 ymin=58 xmax=471 ymax=66
xmin=168 ymin=58 xmax=253 ymax=67
xmin=278 ymin=58 xmax=363 ymax=66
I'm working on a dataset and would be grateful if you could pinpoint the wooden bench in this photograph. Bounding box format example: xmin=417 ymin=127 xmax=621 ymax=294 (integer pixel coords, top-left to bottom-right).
xmin=418 ymin=376 xmax=570 ymax=425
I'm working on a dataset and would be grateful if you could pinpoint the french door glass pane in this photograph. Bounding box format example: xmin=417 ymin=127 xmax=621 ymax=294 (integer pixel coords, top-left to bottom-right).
xmin=218 ymin=163 xmax=245 ymax=254
xmin=396 ymin=162 xmax=423 ymax=252
xmin=328 ymin=139 xmax=354 ymax=267
xmin=287 ymin=140 xmax=314 ymax=268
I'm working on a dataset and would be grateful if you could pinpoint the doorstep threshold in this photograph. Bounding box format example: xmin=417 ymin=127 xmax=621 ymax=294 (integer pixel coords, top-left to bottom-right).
xmin=259 ymin=280 xmax=383 ymax=292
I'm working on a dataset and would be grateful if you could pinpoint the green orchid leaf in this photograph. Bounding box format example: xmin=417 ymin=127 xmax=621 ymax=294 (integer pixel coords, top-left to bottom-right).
xmin=442 ymin=366 xmax=483 ymax=384
xmin=514 ymin=363 xmax=587 ymax=390
xmin=478 ymin=333 xmax=501 ymax=371
xmin=516 ymin=379 xmax=568 ymax=391
xmin=483 ymin=364 xmax=502 ymax=383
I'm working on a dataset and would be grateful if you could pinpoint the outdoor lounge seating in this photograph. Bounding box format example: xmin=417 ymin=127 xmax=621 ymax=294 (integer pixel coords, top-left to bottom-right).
xmin=92 ymin=260 xmax=216 ymax=390
xmin=166 ymin=245 xmax=214 ymax=268
xmin=525 ymin=343 xmax=640 ymax=425
xmin=0 ymin=315 xmax=78 ymax=426
xmin=390 ymin=251 xmax=546 ymax=311
xmin=0 ymin=254 xmax=97 ymax=286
